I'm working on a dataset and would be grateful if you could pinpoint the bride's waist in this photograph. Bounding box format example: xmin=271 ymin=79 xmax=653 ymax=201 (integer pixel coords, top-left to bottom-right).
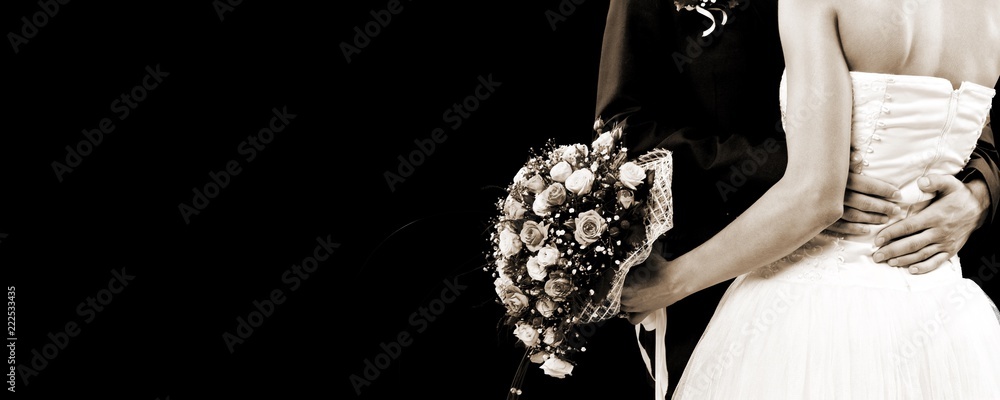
xmin=751 ymin=234 xmax=963 ymax=290
xmin=833 ymin=196 xmax=933 ymax=243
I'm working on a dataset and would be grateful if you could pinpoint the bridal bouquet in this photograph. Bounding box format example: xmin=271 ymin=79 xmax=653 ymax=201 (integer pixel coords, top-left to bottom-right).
xmin=486 ymin=119 xmax=674 ymax=398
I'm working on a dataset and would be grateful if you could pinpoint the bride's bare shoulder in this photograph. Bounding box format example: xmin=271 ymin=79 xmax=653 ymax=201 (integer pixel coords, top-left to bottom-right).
xmin=831 ymin=0 xmax=1000 ymax=86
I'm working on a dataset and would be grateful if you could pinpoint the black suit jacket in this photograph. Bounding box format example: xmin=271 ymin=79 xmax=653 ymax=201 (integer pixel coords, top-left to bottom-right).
xmin=593 ymin=0 xmax=1000 ymax=396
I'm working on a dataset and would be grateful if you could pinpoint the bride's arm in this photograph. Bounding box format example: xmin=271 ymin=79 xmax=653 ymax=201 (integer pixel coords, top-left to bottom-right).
xmin=622 ymin=0 xmax=852 ymax=312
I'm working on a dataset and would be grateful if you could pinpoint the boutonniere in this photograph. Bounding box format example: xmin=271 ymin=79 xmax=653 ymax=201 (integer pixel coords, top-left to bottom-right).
xmin=674 ymin=0 xmax=743 ymax=37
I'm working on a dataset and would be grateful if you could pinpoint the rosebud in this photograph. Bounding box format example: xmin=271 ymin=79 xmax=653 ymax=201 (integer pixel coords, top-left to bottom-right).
xmin=609 ymin=227 xmax=620 ymax=237
xmin=617 ymin=189 xmax=634 ymax=209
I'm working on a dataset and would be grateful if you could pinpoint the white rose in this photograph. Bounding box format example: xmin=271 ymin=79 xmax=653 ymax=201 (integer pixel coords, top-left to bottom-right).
xmin=519 ymin=221 xmax=549 ymax=252
xmin=514 ymin=323 xmax=540 ymax=347
xmin=560 ymin=144 xmax=589 ymax=164
xmin=535 ymin=297 xmax=556 ymax=317
xmin=540 ymin=356 xmax=574 ymax=378
xmin=573 ymin=209 xmax=608 ymax=247
xmin=532 ymin=194 xmax=552 ymax=217
xmin=618 ymin=162 xmax=646 ymax=190
xmin=525 ymin=174 xmax=547 ymax=194
xmin=493 ymin=264 xmax=512 ymax=296
xmin=530 ymin=351 xmax=549 ymax=364
xmin=498 ymin=228 xmax=522 ymax=257
xmin=494 ymin=276 xmax=512 ymax=297
xmin=526 ymin=256 xmax=547 ymax=281
xmin=513 ymin=167 xmax=528 ymax=185
xmin=536 ymin=246 xmax=560 ymax=267
xmin=543 ymin=327 xmax=563 ymax=347
xmin=538 ymin=183 xmax=567 ymax=207
xmin=549 ymin=146 xmax=566 ymax=165
xmin=502 ymin=289 xmax=530 ymax=314
xmin=592 ymin=132 xmax=614 ymax=154
xmin=503 ymin=195 xmax=526 ymax=220
xmin=549 ymin=161 xmax=573 ymax=182
xmin=564 ymin=169 xmax=596 ymax=195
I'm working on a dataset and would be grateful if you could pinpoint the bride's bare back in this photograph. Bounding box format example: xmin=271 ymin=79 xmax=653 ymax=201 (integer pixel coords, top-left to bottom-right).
xmin=835 ymin=0 xmax=1000 ymax=89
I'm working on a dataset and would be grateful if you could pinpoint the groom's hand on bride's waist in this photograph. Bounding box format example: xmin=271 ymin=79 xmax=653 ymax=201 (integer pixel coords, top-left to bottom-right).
xmin=825 ymin=173 xmax=989 ymax=274
xmin=825 ymin=173 xmax=902 ymax=238
xmin=872 ymin=175 xmax=990 ymax=275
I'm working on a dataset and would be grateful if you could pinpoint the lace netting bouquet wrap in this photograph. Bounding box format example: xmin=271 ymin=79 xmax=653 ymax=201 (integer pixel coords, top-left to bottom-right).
xmin=486 ymin=119 xmax=673 ymax=398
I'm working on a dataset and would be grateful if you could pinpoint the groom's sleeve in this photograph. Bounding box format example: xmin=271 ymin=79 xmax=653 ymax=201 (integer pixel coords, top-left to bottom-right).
xmin=957 ymin=89 xmax=999 ymax=224
xmin=594 ymin=0 xmax=785 ymax=187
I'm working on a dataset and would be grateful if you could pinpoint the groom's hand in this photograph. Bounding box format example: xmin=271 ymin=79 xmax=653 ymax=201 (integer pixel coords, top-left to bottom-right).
xmin=874 ymin=175 xmax=990 ymax=274
xmin=621 ymin=240 xmax=677 ymax=324
xmin=825 ymin=173 xmax=901 ymax=236
xmin=626 ymin=311 xmax=652 ymax=326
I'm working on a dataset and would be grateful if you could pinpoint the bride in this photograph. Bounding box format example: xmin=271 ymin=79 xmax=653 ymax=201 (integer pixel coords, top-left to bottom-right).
xmin=621 ymin=0 xmax=1000 ymax=398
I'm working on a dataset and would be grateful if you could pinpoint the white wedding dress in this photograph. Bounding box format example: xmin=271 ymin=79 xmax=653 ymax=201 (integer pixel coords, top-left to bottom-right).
xmin=672 ymin=71 xmax=1000 ymax=399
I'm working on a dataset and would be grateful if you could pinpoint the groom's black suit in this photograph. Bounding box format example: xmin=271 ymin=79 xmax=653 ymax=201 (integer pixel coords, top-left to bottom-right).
xmin=594 ymin=0 xmax=1000 ymax=396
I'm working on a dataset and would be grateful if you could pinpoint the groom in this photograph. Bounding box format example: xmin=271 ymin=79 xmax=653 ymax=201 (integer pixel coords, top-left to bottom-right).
xmin=594 ymin=0 xmax=999 ymax=396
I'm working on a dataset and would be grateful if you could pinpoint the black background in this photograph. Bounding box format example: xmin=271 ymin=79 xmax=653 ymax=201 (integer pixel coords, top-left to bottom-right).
xmin=3 ymin=1 xmax=997 ymax=399
xmin=3 ymin=1 xmax=654 ymax=399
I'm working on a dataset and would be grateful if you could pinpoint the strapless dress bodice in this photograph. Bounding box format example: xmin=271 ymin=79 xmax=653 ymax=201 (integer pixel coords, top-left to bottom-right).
xmin=762 ymin=71 xmax=995 ymax=289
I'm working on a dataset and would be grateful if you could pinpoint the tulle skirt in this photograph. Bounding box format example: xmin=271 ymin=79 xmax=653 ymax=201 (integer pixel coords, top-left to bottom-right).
xmin=673 ymin=235 xmax=1000 ymax=399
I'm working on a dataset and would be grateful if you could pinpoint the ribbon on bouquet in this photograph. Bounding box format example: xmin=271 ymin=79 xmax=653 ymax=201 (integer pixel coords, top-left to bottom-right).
xmin=636 ymin=308 xmax=669 ymax=400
